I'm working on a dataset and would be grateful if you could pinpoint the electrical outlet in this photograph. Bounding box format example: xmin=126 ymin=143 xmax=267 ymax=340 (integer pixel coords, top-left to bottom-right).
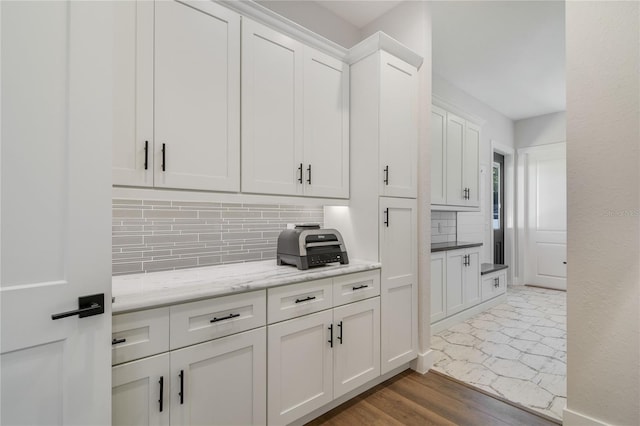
xmin=438 ymin=222 xmax=443 ymax=233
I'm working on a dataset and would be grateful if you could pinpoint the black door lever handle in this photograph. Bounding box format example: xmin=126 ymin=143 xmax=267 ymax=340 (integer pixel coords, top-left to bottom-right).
xmin=52 ymin=294 xmax=104 ymax=320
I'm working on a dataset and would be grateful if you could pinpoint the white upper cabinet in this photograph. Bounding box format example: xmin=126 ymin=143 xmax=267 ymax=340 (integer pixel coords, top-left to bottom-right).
xmin=431 ymin=106 xmax=447 ymax=205
xmin=379 ymin=52 xmax=418 ymax=198
xmin=242 ymin=18 xmax=349 ymax=198
xmin=154 ymin=1 xmax=240 ymax=192
xmin=241 ymin=18 xmax=303 ymax=196
xmin=112 ymin=1 xmax=153 ymax=187
xmin=112 ymin=0 xmax=241 ymax=192
xmin=302 ymin=47 xmax=350 ymax=198
xmin=432 ymin=105 xmax=481 ymax=209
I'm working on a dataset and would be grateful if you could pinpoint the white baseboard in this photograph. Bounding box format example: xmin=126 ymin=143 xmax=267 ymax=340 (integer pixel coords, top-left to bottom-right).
xmin=411 ymin=349 xmax=435 ymax=374
xmin=563 ymin=407 xmax=608 ymax=425
xmin=431 ymin=294 xmax=507 ymax=334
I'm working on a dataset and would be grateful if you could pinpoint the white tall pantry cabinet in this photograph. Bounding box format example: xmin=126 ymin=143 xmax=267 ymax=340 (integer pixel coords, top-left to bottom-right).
xmin=327 ymin=36 xmax=422 ymax=376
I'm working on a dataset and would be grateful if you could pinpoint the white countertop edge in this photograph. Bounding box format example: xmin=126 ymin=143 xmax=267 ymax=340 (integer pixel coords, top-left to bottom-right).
xmin=112 ymin=260 xmax=381 ymax=314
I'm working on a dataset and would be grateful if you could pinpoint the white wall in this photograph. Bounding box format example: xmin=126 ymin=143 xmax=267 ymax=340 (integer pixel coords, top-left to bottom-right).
xmin=433 ymin=73 xmax=515 ymax=265
xmin=515 ymin=111 xmax=566 ymax=149
xmin=565 ymin=2 xmax=640 ymax=425
xmin=361 ymin=1 xmax=433 ymax=372
xmin=255 ymin=0 xmax=361 ymax=48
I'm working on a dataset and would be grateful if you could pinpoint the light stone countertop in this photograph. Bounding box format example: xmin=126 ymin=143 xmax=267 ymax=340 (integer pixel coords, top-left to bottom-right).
xmin=112 ymin=259 xmax=381 ymax=314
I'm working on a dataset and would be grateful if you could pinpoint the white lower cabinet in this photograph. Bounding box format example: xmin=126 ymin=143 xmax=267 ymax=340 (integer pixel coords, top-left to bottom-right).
xmin=112 ymin=328 xmax=266 ymax=426
xmin=170 ymin=328 xmax=266 ymax=426
xmin=430 ymin=251 xmax=446 ymax=323
xmin=267 ymin=297 xmax=380 ymax=425
xmin=481 ymin=269 xmax=507 ymax=302
xmin=112 ymin=353 xmax=170 ymax=426
xmin=432 ymin=246 xmax=484 ymax=325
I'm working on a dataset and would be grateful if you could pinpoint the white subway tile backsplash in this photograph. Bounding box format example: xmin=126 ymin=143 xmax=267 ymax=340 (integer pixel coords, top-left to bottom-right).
xmin=113 ymin=199 xmax=324 ymax=275
xmin=431 ymin=210 xmax=457 ymax=242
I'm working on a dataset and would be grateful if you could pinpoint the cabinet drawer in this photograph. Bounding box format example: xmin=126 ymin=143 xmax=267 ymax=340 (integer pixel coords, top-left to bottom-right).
xmin=170 ymin=290 xmax=266 ymax=350
xmin=112 ymin=307 xmax=170 ymax=365
xmin=332 ymin=270 xmax=380 ymax=307
xmin=267 ymin=278 xmax=333 ymax=324
xmin=481 ymin=270 xmax=507 ymax=302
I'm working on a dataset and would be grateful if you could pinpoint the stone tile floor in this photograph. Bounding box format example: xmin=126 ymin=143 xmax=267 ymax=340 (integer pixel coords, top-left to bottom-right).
xmin=432 ymin=285 xmax=566 ymax=421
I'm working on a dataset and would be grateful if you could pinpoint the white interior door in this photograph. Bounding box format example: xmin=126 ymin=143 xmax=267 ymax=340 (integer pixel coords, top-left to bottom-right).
xmin=523 ymin=143 xmax=567 ymax=290
xmin=1 ymin=2 xmax=112 ymax=424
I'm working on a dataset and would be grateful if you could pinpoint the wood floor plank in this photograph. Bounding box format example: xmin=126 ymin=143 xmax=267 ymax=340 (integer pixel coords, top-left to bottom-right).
xmin=306 ymin=369 xmax=559 ymax=426
xmin=409 ymin=372 xmax=559 ymax=426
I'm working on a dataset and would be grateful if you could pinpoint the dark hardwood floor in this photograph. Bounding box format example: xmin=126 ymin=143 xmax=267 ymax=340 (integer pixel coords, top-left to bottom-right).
xmin=306 ymin=370 xmax=560 ymax=426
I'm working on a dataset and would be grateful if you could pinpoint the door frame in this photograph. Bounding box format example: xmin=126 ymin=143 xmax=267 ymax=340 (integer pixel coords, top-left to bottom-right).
xmin=516 ymin=142 xmax=567 ymax=289
xmin=490 ymin=140 xmax=515 ymax=286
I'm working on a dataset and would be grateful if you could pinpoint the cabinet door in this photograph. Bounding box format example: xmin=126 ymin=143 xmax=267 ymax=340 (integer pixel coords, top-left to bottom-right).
xmin=379 ymin=197 xmax=418 ymax=374
xmin=464 ymin=248 xmax=481 ymax=308
xmin=170 ymin=328 xmax=267 ymax=426
xmin=302 ymin=47 xmax=349 ymax=198
xmin=267 ymin=310 xmax=333 ymax=425
xmin=445 ymin=250 xmax=465 ymax=316
xmin=242 ymin=18 xmax=304 ymax=196
xmin=430 ymin=251 xmax=447 ymax=323
xmin=379 ymin=52 xmax=418 ymax=198
xmin=431 ymin=105 xmax=447 ymax=205
xmin=112 ymin=0 xmax=153 ymax=187
xmin=446 ymin=112 xmax=466 ymax=206
xmin=333 ymin=297 xmax=380 ymax=398
xmin=154 ymin=1 xmax=240 ymax=191
xmin=464 ymin=121 xmax=481 ymax=207
xmin=112 ymin=354 xmax=170 ymax=426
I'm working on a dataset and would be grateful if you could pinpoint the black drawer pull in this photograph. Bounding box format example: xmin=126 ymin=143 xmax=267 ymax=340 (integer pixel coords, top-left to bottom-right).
xmin=295 ymin=296 xmax=316 ymax=304
xmin=384 ymin=208 xmax=389 ymax=227
xmin=337 ymin=321 xmax=343 ymax=344
xmin=306 ymin=164 xmax=312 ymax=185
xmin=162 ymin=143 xmax=166 ymax=171
xmin=210 ymin=313 xmax=240 ymax=323
xmin=383 ymin=165 xmax=389 ymax=185
xmin=328 ymin=324 xmax=333 ymax=348
xmin=112 ymin=338 xmax=126 ymax=345
xmin=352 ymin=284 xmax=369 ymax=291
xmin=297 ymin=163 xmax=303 ymax=184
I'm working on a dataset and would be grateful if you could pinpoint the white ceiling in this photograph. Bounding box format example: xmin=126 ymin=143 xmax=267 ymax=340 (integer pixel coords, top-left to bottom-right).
xmin=432 ymin=1 xmax=566 ymax=120
xmin=314 ymin=1 xmax=402 ymax=29
xmin=313 ymin=0 xmax=565 ymax=121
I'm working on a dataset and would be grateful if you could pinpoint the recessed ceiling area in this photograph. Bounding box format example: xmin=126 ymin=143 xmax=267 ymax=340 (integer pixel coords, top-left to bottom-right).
xmin=431 ymin=1 xmax=565 ymax=120
xmin=314 ymin=1 xmax=403 ymax=29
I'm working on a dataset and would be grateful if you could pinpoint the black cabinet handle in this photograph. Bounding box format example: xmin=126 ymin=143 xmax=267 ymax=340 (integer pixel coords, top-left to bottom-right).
xmin=352 ymin=284 xmax=368 ymax=291
xmin=297 ymin=163 xmax=303 ymax=184
xmin=144 ymin=140 xmax=149 ymax=170
xmin=159 ymin=376 xmax=164 ymax=412
xmin=328 ymin=324 xmax=333 ymax=348
xmin=306 ymin=164 xmax=312 ymax=185
xmin=112 ymin=338 xmax=126 ymax=345
xmin=162 ymin=143 xmax=166 ymax=172
xmin=210 ymin=313 xmax=240 ymax=323
xmin=383 ymin=165 xmax=389 ymax=185
xmin=52 ymin=294 xmax=104 ymax=320
xmin=179 ymin=370 xmax=184 ymax=405
xmin=295 ymin=295 xmax=316 ymax=304
xmin=337 ymin=321 xmax=343 ymax=344
xmin=384 ymin=208 xmax=389 ymax=227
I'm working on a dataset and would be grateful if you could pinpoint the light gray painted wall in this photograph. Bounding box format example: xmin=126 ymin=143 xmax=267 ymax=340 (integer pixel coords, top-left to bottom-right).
xmin=433 ymin=73 xmax=515 ymax=265
xmin=360 ymin=1 xmax=433 ymax=371
xmin=565 ymin=2 xmax=639 ymax=425
xmin=515 ymin=111 xmax=566 ymax=149
xmin=255 ymin=0 xmax=361 ymax=48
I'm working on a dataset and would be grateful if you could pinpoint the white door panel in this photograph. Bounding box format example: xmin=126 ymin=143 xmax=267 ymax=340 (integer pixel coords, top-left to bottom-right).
xmin=524 ymin=143 xmax=567 ymax=290
xmin=431 ymin=106 xmax=447 ymax=205
xmin=154 ymin=0 xmax=240 ymax=192
xmin=446 ymin=113 xmax=465 ymax=205
xmin=1 ymin=2 xmax=112 ymax=424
